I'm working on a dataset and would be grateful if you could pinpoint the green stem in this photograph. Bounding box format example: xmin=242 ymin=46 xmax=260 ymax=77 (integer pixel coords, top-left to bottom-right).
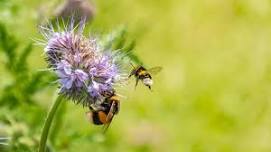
xmin=38 ymin=94 xmax=63 ymax=152
xmin=50 ymin=100 xmax=67 ymax=145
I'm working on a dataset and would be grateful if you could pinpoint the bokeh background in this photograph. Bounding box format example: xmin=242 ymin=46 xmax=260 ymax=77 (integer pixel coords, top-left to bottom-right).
xmin=1 ymin=0 xmax=271 ymax=151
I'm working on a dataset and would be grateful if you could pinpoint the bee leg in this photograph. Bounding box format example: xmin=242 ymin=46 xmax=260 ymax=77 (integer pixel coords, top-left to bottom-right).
xmin=134 ymin=78 xmax=139 ymax=90
xmin=89 ymin=104 xmax=104 ymax=111
xmin=128 ymin=71 xmax=134 ymax=78
xmin=128 ymin=70 xmax=135 ymax=78
xmin=115 ymin=101 xmax=120 ymax=114
xmin=89 ymin=104 xmax=97 ymax=111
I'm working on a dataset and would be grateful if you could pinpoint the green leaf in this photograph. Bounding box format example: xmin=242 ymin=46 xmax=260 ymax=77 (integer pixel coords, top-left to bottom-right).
xmin=14 ymin=43 xmax=33 ymax=72
xmin=0 ymin=23 xmax=18 ymax=69
xmin=101 ymin=26 xmax=144 ymax=65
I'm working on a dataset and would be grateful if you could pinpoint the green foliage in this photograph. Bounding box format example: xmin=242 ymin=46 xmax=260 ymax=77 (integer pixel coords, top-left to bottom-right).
xmin=0 ymin=23 xmax=55 ymax=108
xmin=101 ymin=26 xmax=143 ymax=65
xmin=0 ymin=22 xmax=56 ymax=151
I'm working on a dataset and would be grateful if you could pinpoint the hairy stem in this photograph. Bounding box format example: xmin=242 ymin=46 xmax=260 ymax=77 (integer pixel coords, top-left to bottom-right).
xmin=50 ymin=100 xmax=67 ymax=145
xmin=38 ymin=94 xmax=64 ymax=152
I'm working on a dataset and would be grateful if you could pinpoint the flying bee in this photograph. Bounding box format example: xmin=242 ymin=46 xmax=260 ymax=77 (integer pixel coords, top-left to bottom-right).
xmin=129 ymin=64 xmax=162 ymax=90
xmin=87 ymin=92 xmax=120 ymax=132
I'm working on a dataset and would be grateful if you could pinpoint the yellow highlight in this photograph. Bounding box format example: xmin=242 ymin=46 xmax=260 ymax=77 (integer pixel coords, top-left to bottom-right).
xmin=110 ymin=95 xmax=120 ymax=101
xmin=138 ymin=70 xmax=147 ymax=76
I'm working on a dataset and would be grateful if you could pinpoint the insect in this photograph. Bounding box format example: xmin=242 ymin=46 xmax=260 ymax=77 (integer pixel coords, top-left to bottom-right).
xmin=129 ymin=64 xmax=162 ymax=90
xmin=87 ymin=92 xmax=120 ymax=132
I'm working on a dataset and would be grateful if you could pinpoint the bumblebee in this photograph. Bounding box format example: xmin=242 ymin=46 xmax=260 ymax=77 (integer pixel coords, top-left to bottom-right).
xmin=129 ymin=64 xmax=162 ymax=90
xmin=86 ymin=92 xmax=120 ymax=132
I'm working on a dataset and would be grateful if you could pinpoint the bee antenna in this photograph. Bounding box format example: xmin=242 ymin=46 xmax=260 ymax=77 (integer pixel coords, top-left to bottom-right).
xmin=116 ymin=93 xmax=127 ymax=99
xmin=129 ymin=62 xmax=135 ymax=68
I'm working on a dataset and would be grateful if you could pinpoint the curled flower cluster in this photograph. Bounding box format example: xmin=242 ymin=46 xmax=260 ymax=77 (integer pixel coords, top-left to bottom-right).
xmin=40 ymin=20 xmax=128 ymax=106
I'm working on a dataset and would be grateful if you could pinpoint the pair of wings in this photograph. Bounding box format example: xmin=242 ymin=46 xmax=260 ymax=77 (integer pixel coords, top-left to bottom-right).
xmin=147 ymin=66 xmax=163 ymax=75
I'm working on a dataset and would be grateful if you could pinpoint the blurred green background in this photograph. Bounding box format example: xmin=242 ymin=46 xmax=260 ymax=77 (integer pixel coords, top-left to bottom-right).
xmin=1 ymin=0 xmax=271 ymax=151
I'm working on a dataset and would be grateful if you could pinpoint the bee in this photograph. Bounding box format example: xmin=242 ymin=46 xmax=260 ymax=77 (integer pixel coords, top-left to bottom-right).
xmin=87 ymin=92 xmax=120 ymax=132
xmin=129 ymin=64 xmax=162 ymax=90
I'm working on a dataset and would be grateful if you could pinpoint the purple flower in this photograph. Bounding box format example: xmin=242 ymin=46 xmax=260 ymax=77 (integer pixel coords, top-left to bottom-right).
xmin=56 ymin=60 xmax=88 ymax=90
xmin=40 ymin=20 xmax=128 ymax=106
xmin=74 ymin=69 xmax=88 ymax=87
xmin=89 ymin=55 xmax=118 ymax=82
xmin=87 ymin=81 xmax=101 ymax=100
xmin=87 ymin=81 xmax=114 ymax=101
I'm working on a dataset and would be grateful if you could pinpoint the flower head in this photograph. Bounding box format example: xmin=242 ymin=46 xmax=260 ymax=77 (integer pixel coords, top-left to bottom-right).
xmin=40 ymin=20 xmax=128 ymax=106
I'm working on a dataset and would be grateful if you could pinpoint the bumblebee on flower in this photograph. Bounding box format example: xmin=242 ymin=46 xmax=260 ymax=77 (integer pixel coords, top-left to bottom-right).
xmin=37 ymin=17 xmax=161 ymax=152
xmin=40 ymin=19 xmax=128 ymax=108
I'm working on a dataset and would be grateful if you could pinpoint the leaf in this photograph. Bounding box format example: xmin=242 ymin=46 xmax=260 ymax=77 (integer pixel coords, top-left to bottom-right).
xmin=0 ymin=23 xmax=55 ymax=108
xmin=101 ymin=26 xmax=144 ymax=65
xmin=101 ymin=26 xmax=127 ymax=51
xmin=14 ymin=43 xmax=33 ymax=72
xmin=24 ymin=72 xmax=56 ymax=95
xmin=0 ymin=23 xmax=18 ymax=69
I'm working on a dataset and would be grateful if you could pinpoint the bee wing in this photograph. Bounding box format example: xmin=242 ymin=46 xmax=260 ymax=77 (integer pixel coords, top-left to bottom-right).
xmin=102 ymin=116 xmax=114 ymax=134
xmin=148 ymin=66 xmax=163 ymax=75
xmin=102 ymin=101 xmax=115 ymax=133
xmin=106 ymin=101 xmax=115 ymax=122
xmin=103 ymin=101 xmax=119 ymax=133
